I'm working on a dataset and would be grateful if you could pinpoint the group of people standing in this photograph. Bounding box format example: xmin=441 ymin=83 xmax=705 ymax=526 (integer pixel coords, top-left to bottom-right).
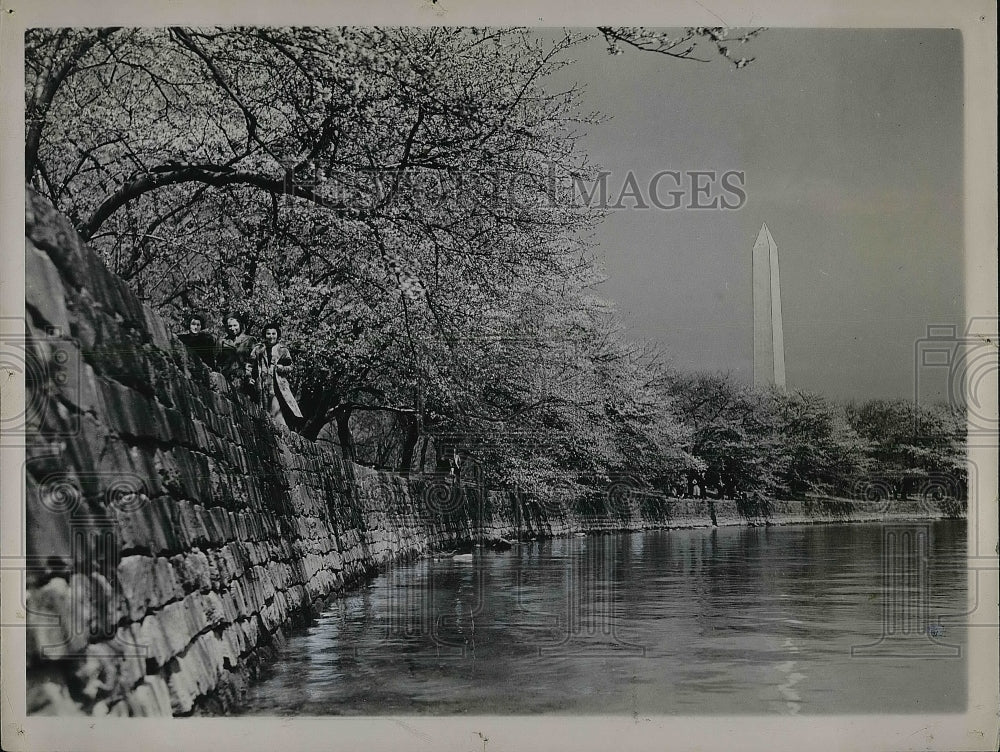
xmin=178 ymin=313 xmax=303 ymax=430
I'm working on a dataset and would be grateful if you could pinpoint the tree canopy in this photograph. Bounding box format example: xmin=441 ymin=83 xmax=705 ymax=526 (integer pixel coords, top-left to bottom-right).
xmin=26 ymin=25 xmax=964 ymax=508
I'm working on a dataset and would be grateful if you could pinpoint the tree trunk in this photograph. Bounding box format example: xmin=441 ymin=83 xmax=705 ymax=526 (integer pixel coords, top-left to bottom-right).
xmin=418 ymin=435 xmax=430 ymax=473
xmin=399 ymin=414 xmax=419 ymax=477
xmin=298 ymin=389 xmax=336 ymax=441
xmin=26 ymin=30 xmax=120 ymax=185
xmin=336 ymin=407 xmax=356 ymax=463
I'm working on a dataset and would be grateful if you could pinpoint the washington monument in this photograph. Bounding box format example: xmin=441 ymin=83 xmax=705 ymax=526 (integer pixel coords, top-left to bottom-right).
xmin=752 ymin=223 xmax=786 ymax=389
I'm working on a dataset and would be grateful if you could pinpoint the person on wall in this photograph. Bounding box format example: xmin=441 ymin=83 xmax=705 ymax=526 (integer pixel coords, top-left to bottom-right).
xmin=178 ymin=312 xmax=217 ymax=368
xmin=217 ymin=313 xmax=256 ymax=393
xmin=250 ymin=322 xmax=303 ymax=430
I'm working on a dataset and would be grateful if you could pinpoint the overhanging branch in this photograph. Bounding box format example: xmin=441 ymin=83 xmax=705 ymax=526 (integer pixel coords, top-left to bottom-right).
xmin=79 ymin=163 xmax=365 ymax=239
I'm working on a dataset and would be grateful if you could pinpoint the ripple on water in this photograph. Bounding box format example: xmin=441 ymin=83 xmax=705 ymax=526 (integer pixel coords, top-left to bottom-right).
xmin=239 ymin=521 xmax=968 ymax=716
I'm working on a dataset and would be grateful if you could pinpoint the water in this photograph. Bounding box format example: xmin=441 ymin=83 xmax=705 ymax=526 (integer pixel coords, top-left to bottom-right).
xmin=239 ymin=521 xmax=967 ymax=715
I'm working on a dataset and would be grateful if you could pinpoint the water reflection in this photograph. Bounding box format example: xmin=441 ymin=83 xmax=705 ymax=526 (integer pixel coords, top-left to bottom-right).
xmin=240 ymin=521 xmax=967 ymax=715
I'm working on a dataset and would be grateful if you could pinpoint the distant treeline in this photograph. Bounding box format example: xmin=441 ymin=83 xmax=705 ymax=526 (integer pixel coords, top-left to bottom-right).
xmin=345 ymin=371 xmax=967 ymax=506
xmin=656 ymin=376 xmax=967 ymax=503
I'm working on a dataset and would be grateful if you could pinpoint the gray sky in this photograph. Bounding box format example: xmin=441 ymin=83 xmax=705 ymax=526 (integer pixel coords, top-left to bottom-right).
xmin=545 ymin=29 xmax=964 ymax=402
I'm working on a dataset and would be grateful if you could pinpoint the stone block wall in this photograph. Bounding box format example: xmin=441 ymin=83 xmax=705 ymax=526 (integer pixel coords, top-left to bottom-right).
xmin=21 ymin=191 xmax=963 ymax=716
xmin=22 ymin=191 xmax=587 ymax=716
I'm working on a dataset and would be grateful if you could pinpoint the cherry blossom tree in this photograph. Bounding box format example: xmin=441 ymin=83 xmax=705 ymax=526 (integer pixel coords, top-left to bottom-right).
xmin=25 ymin=25 xmax=766 ymax=501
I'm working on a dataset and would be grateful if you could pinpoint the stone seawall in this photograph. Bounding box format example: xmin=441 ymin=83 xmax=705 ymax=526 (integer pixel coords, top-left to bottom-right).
xmin=21 ymin=191 xmax=964 ymax=716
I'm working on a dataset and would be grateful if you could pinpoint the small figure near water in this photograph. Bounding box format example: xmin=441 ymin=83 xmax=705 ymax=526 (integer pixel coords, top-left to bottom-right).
xmin=250 ymin=322 xmax=303 ymax=430
xmin=178 ymin=312 xmax=217 ymax=368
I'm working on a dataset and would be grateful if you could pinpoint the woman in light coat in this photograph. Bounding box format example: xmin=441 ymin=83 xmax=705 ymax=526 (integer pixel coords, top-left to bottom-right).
xmin=251 ymin=323 xmax=303 ymax=429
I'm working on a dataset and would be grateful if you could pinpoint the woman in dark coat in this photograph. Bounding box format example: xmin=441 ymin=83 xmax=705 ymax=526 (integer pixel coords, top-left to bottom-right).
xmin=178 ymin=312 xmax=216 ymax=368
xmin=217 ymin=313 xmax=256 ymax=392
xmin=250 ymin=323 xmax=303 ymax=429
